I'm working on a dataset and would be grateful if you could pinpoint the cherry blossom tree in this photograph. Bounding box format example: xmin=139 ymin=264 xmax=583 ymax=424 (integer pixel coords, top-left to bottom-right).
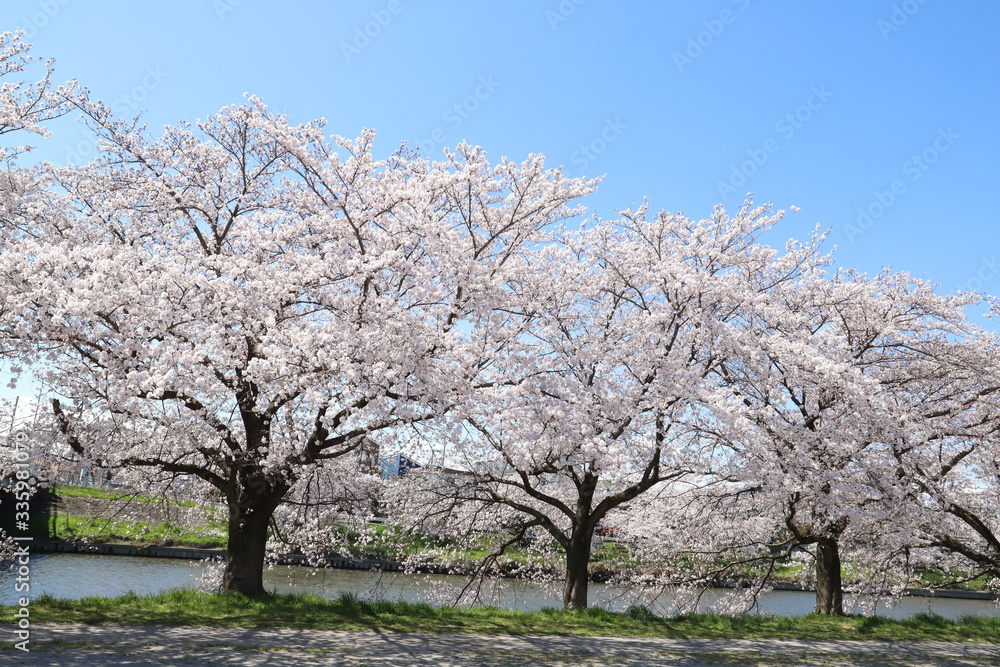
xmin=0 ymin=29 xmax=79 ymax=308
xmin=874 ymin=301 xmax=1000 ymax=587
xmin=0 ymin=32 xmax=81 ymax=561
xmin=1 ymin=32 xmax=81 ymax=470
xmin=386 ymin=200 xmax=830 ymax=610
xmin=0 ymin=30 xmax=80 ymax=263
xmin=702 ymin=269 xmax=996 ymax=614
xmin=0 ymin=31 xmax=79 ymax=149
xmin=609 ymin=475 xmax=790 ymax=616
xmin=0 ymin=97 xmax=596 ymax=595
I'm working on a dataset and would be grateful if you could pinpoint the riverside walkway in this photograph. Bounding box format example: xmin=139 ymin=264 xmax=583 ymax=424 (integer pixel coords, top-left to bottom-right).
xmin=3 ymin=624 xmax=1000 ymax=666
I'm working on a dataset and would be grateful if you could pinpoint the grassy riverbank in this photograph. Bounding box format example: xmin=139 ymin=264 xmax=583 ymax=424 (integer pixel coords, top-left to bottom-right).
xmin=50 ymin=484 xmax=227 ymax=548
xmin=52 ymin=484 xmax=201 ymax=507
xmin=49 ymin=514 xmax=226 ymax=548
xmin=9 ymin=589 xmax=1000 ymax=642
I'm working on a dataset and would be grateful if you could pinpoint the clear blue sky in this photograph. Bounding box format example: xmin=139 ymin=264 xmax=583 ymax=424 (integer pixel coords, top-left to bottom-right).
xmin=6 ymin=0 xmax=1000 ymax=298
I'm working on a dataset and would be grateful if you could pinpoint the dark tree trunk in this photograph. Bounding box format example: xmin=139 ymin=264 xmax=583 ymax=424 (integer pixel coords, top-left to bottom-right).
xmin=222 ymin=485 xmax=286 ymax=596
xmin=563 ymin=525 xmax=594 ymax=610
xmin=814 ymin=536 xmax=845 ymax=616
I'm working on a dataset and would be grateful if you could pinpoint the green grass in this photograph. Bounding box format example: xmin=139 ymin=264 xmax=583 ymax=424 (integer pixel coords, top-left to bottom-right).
xmin=49 ymin=484 xmax=227 ymax=547
xmin=52 ymin=484 xmax=201 ymax=507
xmin=50 ymin=514 xmax=225 ymax=548
xmin=915 ymin=569 xmax=994 ymax=592
xmin=8 ymin=589 xmax=1000 ymax=642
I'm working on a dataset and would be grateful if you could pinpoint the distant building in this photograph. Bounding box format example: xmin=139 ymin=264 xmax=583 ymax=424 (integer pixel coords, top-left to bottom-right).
xmin=379 ymin=453 xmax=421 ymax=478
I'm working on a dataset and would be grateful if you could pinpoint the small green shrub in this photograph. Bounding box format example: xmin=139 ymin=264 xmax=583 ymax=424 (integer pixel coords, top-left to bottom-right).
xmin=624 ymin=605 xmax=657 ymax=621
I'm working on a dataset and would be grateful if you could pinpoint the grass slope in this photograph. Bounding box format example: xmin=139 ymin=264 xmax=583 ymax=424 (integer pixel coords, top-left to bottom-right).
xmin=50 ymin=514 xmax=226 ymax=549
xmin=52 ymin=484 xmax=200 ymax=507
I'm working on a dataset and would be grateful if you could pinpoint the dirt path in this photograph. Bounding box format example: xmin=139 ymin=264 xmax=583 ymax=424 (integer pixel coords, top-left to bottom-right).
xmin=2 ymin=624 xmax=1000 ymax=666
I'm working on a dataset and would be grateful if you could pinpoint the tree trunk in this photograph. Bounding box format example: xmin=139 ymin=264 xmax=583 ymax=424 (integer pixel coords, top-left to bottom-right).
xmin=222 ymin=490 xmax=283 ymax=596
xmin=814 ymin=536 xmax=845 ymax=616
xmin=563 ymin=526 xmax=594 ymax=610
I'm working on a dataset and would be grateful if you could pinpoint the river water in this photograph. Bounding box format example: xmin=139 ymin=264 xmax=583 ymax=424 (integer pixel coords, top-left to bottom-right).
xmin=3 ymin=553 xmax=998 ymax=620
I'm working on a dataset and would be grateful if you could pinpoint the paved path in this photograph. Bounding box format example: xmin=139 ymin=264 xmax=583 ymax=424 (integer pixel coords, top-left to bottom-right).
xmin=2 ymin=624 xmax=1000 ymax=666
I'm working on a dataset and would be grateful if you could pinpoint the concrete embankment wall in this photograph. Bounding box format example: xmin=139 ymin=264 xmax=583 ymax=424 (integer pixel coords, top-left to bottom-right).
xmin=32 ymin=539 xmax=223 ymax=562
